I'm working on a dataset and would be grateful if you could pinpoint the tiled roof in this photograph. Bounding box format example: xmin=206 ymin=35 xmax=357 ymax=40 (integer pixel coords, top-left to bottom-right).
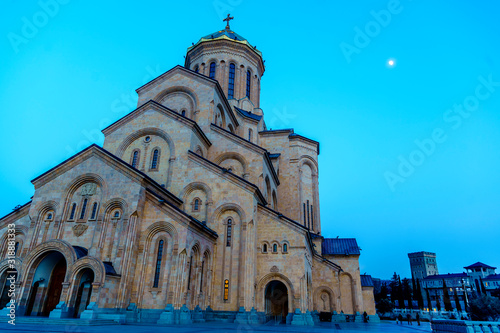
xmin=361 ymin=275 xmax=374 ymax=287
xmin=322 ymin=238 xmax=360 ymax=255
xmin=464 ymin=262 xmax=497 ymax=270
xmin=234 ymin=106 xmax=262 ymax=121
xmin=423 ymin=273 xmax=467 ymax=280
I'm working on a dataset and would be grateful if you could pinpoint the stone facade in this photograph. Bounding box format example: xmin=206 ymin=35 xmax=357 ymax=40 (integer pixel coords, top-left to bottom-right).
xmin=0 ymin=23 xmax=375 ymax=324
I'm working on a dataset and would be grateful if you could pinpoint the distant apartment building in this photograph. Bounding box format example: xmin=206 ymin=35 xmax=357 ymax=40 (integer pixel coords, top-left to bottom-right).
xmin=408 ymin=251 xmax=439 ymax=279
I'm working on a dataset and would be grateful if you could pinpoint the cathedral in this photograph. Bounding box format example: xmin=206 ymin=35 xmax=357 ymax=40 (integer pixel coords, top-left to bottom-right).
xmin=0 ymin=17 xmax=376 ymax=325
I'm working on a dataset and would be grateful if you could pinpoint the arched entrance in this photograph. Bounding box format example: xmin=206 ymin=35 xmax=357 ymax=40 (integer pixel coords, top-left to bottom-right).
xmin=0 ymin=269 xmax=17 ymax=309
xmin=25 ymin=252 xmax=67 ymax=316
xmin=73 ymin=268 xmax=94 ymax=318
xmin=265 ymin=280 xmax=288 ymax=323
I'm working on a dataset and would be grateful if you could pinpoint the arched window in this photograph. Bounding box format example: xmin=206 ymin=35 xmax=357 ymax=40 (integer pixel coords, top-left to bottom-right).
xmin=131 ymin=150 xmax=139 ymax=168
xmin=151 ymin=149 xmax=159 ymax=169
xmin=47 ymin=213 xmax=53 ymax=220
xmin=113 ymin=211 xmax=120 ymax=218
xmin=90 ymin=202 xmax=98 ymax=220
xmin=226 ymin=219 xmax=232 ymax=247
xmin=263 ymin=244 xmax=267 ymax=253
xmin=224 ymin=279 xmax=229 ymax=301
xmin=273 ymin=244 xmax=278 ymax=253
xmin=14 ymin=242 xmax=19 ymax=255
xmin=246 ymin=70 xmax=251 ymax=98
xmin=181 ymin=110 xmax=186 ymax=117
xmin=228 ymin=63 xmax=235 ymax=99
xmin=248 ymin=128 xmax=253 ymax=142
xmin=209 ymin=62 xmax=216 ymax=79
xmin=194 ymin=65 xmax=199 ymax=73
xmin=69 ymin=203 xmax=77 ymax=220
xmin=79 ymin=198 xmax=88 ymax=220
xmin=283 ymin=243 xmax=288 ymax=253
xmin=194 ymin=198 xmax=200 ymax=211
xmin=153 ymin=239 xmax=164 ymax=288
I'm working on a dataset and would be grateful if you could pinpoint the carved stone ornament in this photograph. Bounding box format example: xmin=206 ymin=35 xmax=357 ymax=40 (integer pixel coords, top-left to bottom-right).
xmin=80 ymin=183 xmax=97 ymax=196
xmin=270 ymin=265 xmax=279 ymax=273
xmin=72 ymin=224 xmax=88 ymax=237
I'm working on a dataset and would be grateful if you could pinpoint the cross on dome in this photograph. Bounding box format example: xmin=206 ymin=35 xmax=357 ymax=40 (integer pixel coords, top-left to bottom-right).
xmin=223 ymin=14 xmax=234 ymax=30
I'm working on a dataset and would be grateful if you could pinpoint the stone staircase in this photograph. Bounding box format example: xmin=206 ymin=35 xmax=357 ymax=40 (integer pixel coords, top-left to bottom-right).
xmin=15 ymin=316 xmax=117 ymax=326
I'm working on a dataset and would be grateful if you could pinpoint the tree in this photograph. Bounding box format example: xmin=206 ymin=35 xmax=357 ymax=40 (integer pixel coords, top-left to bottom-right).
xmin=443 ymin=279 xmax=453 ymax=311
xmin=376 ymin=298 xmax=394 ymax=315
xmin=469 ymin=295 xmax=500 ymax=321
xmin=402 ymin=278 xmax=413 ymax=309
xmin=415 ymin=279 xmax=424 ymax=310
xmin=454 ymin=288 xmax=462 ymax=312
xmin=389 ymin=273 xmax=401 ymax=307
xmin=492 ymin=288 xmax=500 ymax=299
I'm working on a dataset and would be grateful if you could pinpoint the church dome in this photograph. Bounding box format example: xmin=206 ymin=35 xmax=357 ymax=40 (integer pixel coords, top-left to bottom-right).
xmin=188 ymin=28 xmax=262 ymax=57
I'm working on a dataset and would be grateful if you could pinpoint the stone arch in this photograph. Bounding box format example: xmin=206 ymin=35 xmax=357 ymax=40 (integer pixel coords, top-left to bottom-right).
xmin=115 ymin=127 xmax=175 ymax=160
xmin=256 ymin=273 xmax=295 ymax=313
xmin=214 ymin=152 xmax=248 ymax=177
xmin=63 ymin=173 xmax=107 ymax=201
xmin=66 ymin=256 xmax=105 ymax=314
xmin=140 ymin=221 xmax=179 ymax=248
xmin=339 ymin=272 xmax=355 ymax=314
xmin=19 ymin=240 xmax=78 ymax=311
xmin=0 ymin=258 xmax=23 ymax=280
xmin=215 ymin=104 xmax=226 ymax=128
xmin=102 ymin=198 xmax=129 ymax=218
xmin=154 ymin=86 xmax=199 ymax=116
xmin=211 ymin=203 xmax=246 ymax=223
xmin=314 ymin=286 xmax=336 ymax=312
xmin=0 ymin=225 xmax=27 ymax=258
xmin=179 ymin=182 xmax=213 ymax=207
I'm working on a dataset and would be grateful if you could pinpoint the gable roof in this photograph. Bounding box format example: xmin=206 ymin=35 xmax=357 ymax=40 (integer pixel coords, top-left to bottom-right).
xmin=31 ymin=144 xmax=182 ymax=207
xmin=101 ymin=100 xmax=211 ymax=148
xmin=322 ymin=238 xmax=360 ymax=256
xmin=135 ymin=65 xmax=239 ymax=127
xmin=360 ymin=274 xmax=374 ymax=287
xmin=188 ymin=150 xmax=267 ymax=205
xmin=464 ymin=262 xmax=497 ymax=270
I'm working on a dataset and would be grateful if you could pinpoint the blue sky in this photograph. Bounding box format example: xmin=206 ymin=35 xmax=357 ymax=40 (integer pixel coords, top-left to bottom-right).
xmin=1 ymin=0 xmax=499 ymax=279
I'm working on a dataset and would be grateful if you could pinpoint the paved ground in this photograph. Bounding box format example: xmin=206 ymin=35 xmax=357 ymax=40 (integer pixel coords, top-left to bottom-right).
xmin=0 ymin=320 xmax=432 ymax=333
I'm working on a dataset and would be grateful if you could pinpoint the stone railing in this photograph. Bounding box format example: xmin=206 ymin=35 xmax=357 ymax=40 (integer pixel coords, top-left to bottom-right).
xmin=432 ymin=319 xmax=500 ymax=333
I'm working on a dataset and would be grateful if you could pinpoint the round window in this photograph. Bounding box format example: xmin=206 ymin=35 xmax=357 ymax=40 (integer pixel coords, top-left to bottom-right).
xmin=144 ymin=136 xmax=151 ymax=143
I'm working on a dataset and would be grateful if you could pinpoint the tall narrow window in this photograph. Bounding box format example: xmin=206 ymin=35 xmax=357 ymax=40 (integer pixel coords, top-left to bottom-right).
xmin=226 ymin=219 xmax=232 ymax=247
xmin=132 ymin=151 xmax=139 ymax=168
xmin=228 ymin=63 xmax=235 ymax=99
xmin=246 ymin=70 xmax=251 ymax=98
xmin=151 ymin=149 xmax=159 ymax=169
xmin=194 ymin=65 xmax=199 ymax=73
xmin=200 ymin=260 xmax=205 ymax=292
xmin=187 ymin=256 xmax=193 ymax=290
xmin=283 ymin=243 xmax=288 ymax=252
xmin=224 ymin=279 xmax=229 ymax=300
xmin=263 ymin=244 xmax=267 ymax=252
xmin=209 ymin=62 xmax=216 ymax=79
xmin=153 ymin=240 xmax=164 ymax=288
xmin=14 ymin=242 xmax=19 ymax=255
xmin=273 ymin=244 xmax=278 ymax=253
xmin=79 ymin=198 xmax=88 ymax=220
xmin=248 ymin=129 xmax=253 ymax=142
xmin=181 ymin=110 xmax=186 ymax=116
xmin=69 ymin=203 xmax=77 ymax=220
xmin=90 ymin=202 xmax=98 ymax=219
xmin=306 ymin=200 xmax=310 ymax=229
xmin=310 ymin=204 xmax=314 ymax=231
xmin=194 ymin=199 xmax=200 ymax=211
xmin=303 ymin=203 xmax=306 ymax=226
